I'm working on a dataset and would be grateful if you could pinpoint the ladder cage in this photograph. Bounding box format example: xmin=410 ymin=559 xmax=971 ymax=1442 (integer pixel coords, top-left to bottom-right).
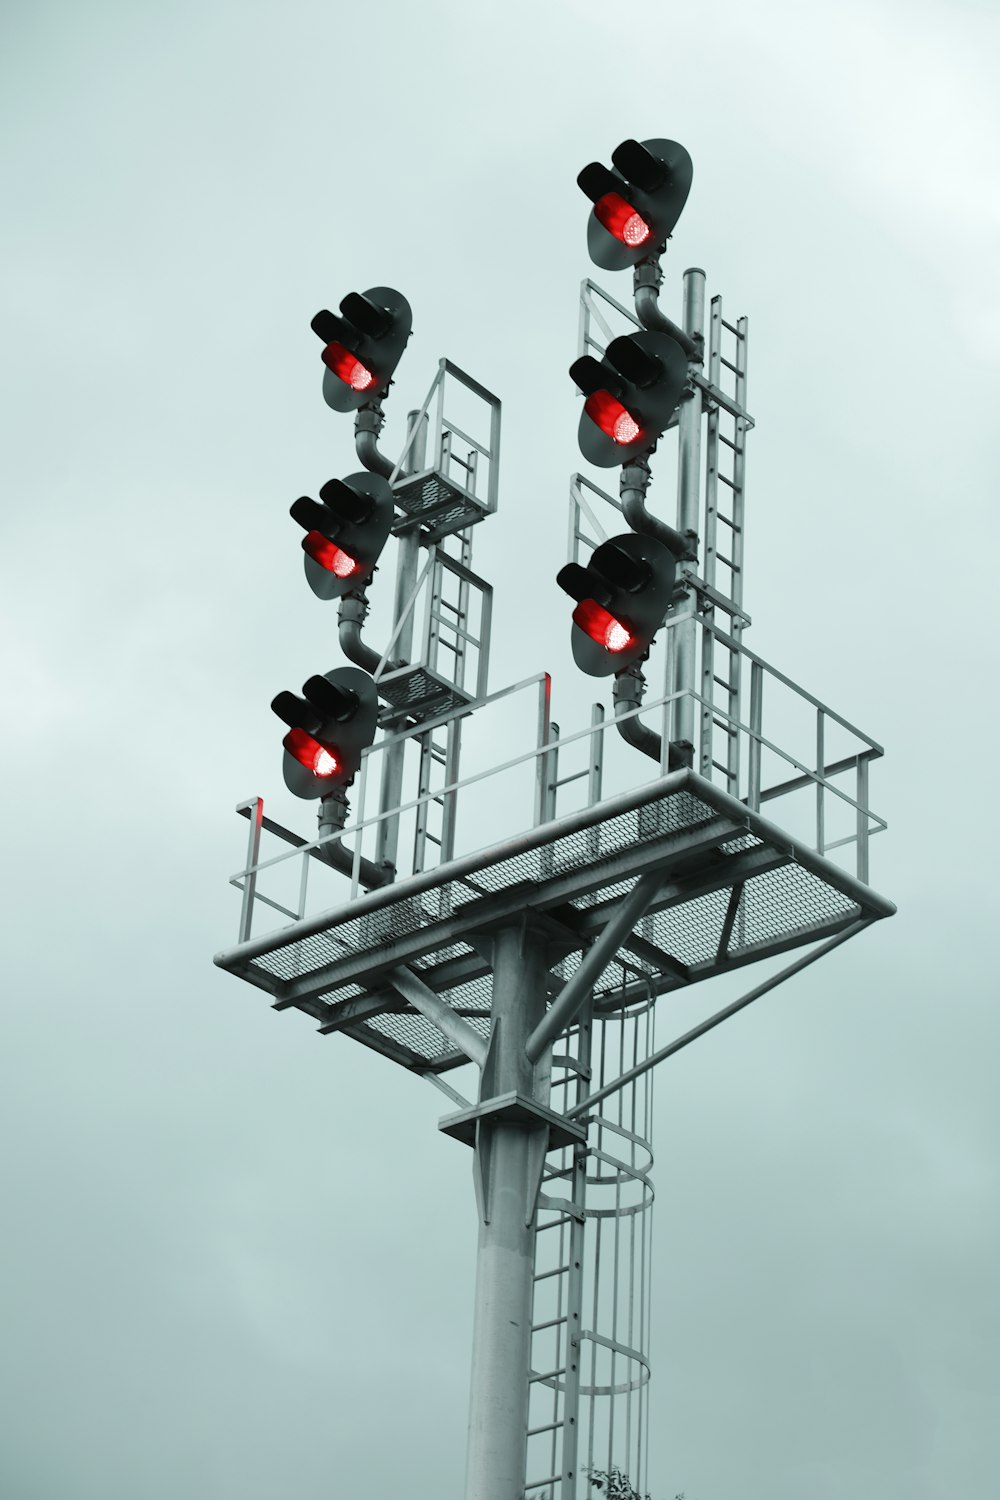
xmin=527 ymin=984 xmax=657 ymax=1500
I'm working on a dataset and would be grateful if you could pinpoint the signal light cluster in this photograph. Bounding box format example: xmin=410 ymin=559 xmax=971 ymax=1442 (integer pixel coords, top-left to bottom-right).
xmin=267 ymin=286 xmax=413 ymax=798
xmin=557 ymin=136 xmax=695 ymax=678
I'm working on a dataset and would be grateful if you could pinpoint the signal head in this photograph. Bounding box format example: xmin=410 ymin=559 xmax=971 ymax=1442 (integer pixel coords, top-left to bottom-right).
xmin=572 ymin=332 xmax=689 ymax=468
xmin=578 ymin=138 xmax=693 ymax=271
xmin=272 ymin=666 xmax=380 ymax=799
xmin=557 ymin=533 xmax=677 ymax=677
xmin=312 ymin=286 xmax=412 ymax=413
xmin=289 ymin=471 xmax=395 ymax=601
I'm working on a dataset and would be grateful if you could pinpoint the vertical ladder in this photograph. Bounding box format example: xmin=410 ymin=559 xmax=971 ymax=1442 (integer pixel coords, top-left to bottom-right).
xmin=411 ymin=716 xmax=462 ymax=874
xmin=700 ymin=296 xmax=750 ymax=795
xmin=412 ymin=525 xmax=478 ymax=875
xmin=525 ymin=1007 xmax=593 ymax=1500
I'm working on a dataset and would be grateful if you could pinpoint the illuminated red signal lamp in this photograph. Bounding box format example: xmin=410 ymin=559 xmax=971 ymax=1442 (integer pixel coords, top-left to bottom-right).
xmin=593 ymin=192 xmax=653 ymax=250
xmin=282 ymin=727 xmax=341 ymax=778
xmin=572 ymin=597 xmax=635 ymax=653
xmin=320 ymin=341 xmax=376 ymax=393
xmin=582 ymin=389 xmax=644 ymax=447
xmin=301 ymin=532 xmax=365 ymax=578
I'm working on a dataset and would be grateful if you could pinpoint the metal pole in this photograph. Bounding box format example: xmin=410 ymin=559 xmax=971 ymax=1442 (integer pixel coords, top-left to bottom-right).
xmin=673 ymin=268 xmax=706 ymax=760
xmin=466 ymin=918 xmax=551 ymax=1500
xmin=375 ymin=411 xmax=427 ymax=869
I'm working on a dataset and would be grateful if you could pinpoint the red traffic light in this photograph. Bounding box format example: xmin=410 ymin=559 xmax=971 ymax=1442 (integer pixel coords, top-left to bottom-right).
xmin=320 ymin=341 xmax=377 ymax=393
xmin=282 ymin=727 xmax=341 ymax=778
xmin=593 ymin=192 xmax=653 ymax=250
xmin=311 ymin=288 xmax=412 ymax=414
xmin=582 ymin=389 xmax=644 ymax=447
xmin=271 ymin=667 xmax=378 ymax=797
xmin=301 ymin=531 xmax=365 ymax=580
xmin=572 ymin=598 xmax=634 ymax=653
xmin=578 ymin=138 xmax=693 ymax=272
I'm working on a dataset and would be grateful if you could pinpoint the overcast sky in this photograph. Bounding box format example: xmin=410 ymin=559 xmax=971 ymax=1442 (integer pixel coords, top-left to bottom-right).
xmin=2 ymin=2 xmax=999 ymax=1497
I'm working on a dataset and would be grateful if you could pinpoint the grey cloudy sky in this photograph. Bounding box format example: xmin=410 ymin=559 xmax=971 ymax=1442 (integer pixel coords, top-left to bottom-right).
xmin=2 ymin=1 xmax=998 ymax=1497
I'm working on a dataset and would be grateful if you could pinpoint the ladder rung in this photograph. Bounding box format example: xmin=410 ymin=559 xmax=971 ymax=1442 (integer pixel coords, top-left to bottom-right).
xmin=721 ymin=317 xmax=741 ymax=335
xmin=719 ymin=432 xmax=739 ymax=452
xmin=542 ymin=1165 xmax=573 ymax=1183
xmin=531 ymin=1315 xmax=568 ymax=1333
xmin=529 ymin=1368 xmax=565 ymax=1385
xmin=712 ymin=717 xmax=737 ymax=735
xmin=552 ymin=768 xmax=589 ymax=789
xmin=533 ymin=1262 xmax=570 ymax=1281
xmin=718 ymin=472 xmax=737 ymax=490
xmin=527 ymin=1420 xmax=564 ymax=1438
xmin=721 ymin=355 xmax=739 ymax=374
xmin=718 ymin=513 xmax=737 ymax=530
xmin=717 ymin=553 xmax=739 ymax=569
xmin=711 ymin=759 xmax=733 ymax=774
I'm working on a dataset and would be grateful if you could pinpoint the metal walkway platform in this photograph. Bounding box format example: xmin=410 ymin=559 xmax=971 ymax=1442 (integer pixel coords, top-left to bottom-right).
xmin=214 ymin=769 xmax=894 ymax=1074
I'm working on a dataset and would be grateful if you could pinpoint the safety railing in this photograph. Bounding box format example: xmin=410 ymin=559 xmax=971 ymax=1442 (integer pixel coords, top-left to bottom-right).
xmin=390 ymin=358 xmax=501 ymax=540
xmin=229 ymin=617 xmax=885 ymax=943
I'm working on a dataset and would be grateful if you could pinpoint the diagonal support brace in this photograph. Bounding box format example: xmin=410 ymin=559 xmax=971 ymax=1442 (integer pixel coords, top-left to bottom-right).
xmin=565 ymin=918 xmax=872 ymax=1121
xmin=524 ymin=870 xmax=662 ymax=1063
xmin=389 ymin=965 xmax=489 ymax=1068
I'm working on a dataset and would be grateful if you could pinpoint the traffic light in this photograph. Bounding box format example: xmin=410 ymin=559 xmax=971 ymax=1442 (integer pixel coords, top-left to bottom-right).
xmin=570 ymin=331 xmax=688 ymax=468
xmin=577 ymin=138 xmax=693 ymax=271
xmin=557 ymin=533 xmax=677 ymax=676
xmin=311 ymin=286 xmax=412 ymax=413
xmin=289 ymin=471 xmax=394 ymax=601
xmin=271 ymin=666 xmax=379 ymax=799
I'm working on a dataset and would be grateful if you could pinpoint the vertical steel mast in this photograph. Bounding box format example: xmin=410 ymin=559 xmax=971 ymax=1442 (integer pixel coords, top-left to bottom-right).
xmin=465 ymin=920 xmax=552 ymax=1499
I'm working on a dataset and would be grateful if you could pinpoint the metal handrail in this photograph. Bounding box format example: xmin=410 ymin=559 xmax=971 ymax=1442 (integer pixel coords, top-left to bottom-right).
xmin=230 ymin=640 xmax=886 ymax=939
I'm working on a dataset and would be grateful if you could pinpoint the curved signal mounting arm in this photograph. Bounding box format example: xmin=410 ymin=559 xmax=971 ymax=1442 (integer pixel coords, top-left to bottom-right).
xmin=633 ymin=259 xmax=702 ymax=363
xmin=620 ymin=458 xmax=697 ymax=561
xmin=317 ymin=788 xmax=394 ymax=889
xmin=354 ymin=399 xmax=396 ymax=481
xmin=614 ymin=662 xmax=693 ymax=771
xmin=337 ymin=589 xmax=407 ymax=676
xmin=613 ymin=661 xmax=661 ymax=762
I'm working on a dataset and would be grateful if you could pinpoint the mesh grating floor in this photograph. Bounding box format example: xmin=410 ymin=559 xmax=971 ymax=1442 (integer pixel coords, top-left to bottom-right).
xmin=219 ymin=775 xmax=890 ymax=1073
xmin=377 ymin=664 xmax=472 ymax=721
xmin=393 ymin=472 xmax=487 ymax=538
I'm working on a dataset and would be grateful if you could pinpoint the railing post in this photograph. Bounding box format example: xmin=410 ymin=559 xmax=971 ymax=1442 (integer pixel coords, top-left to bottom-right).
xmin=748 ymin=662 xmax=763 ymax=811
xmin=857 ymin=754 xmax=870 ymax=883
xmin=816 ymin=709 xmax=826 ymax=855
xmin=534 ymin=676 xmax=554 ymax=827
xmin=237 ymin=797 xmax=264 ymax=943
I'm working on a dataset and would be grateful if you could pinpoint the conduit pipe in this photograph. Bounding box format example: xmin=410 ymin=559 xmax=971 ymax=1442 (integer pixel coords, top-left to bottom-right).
xmin=633 ymin=258 xmax=702 ymax=362
xmin=317 ymin=789 xmax=394 ymax=889
xmin=620 ymin=457 xmax=695 ymax=559
xmin=354 ymin=400 xmax=395 ymax=479
xmin=613 ymin=663 xmax=661 ymax=765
